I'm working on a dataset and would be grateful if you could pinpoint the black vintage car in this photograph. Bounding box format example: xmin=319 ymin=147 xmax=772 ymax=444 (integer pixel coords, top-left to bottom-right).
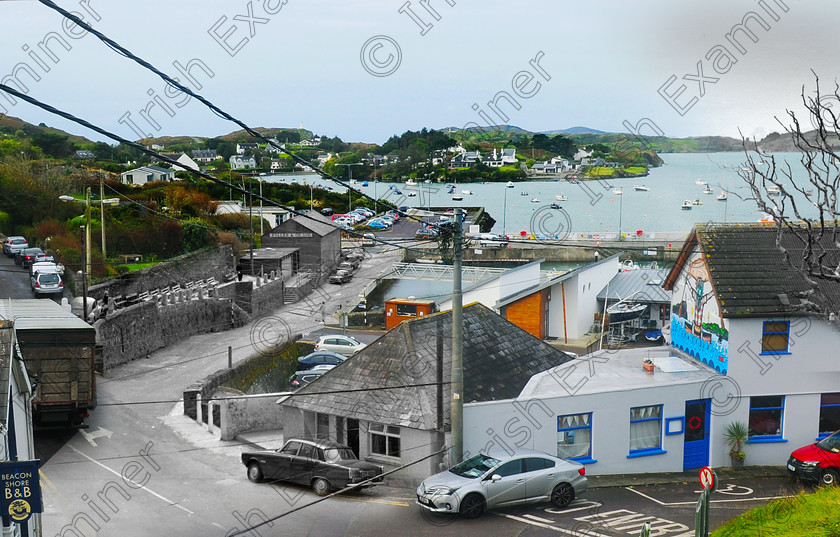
xmin=241 ymin=438 xmax=384 ymax=495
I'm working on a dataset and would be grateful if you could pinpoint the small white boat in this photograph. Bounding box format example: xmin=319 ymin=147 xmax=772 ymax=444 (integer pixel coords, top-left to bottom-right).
xmin=634 ymin=185 xmax=650 ymax=192
xmin=462 ymin=189 xmax=473 ymax=195
xmin=681 ymin=200 xmax=693 ymax=210
xmin=767 ymin=185 xmax=782 ymax=196
xmin=407 ymin=191 xmax=417 ymax=197
xmin=805 ymin=189 xmax=814 ymax=196
xmin=405 ymin=179 xmax=417 ymax=186
xmin=695 ymin=179 xmax=707 ymax=185
xmin=530 ymin=198 xmax=540 ymax=203
xmin=703 ymin=185 xmax=714 ymax=195
xmin=555 ymin=194 xmax=568 ymax=201
xmin=424 ymin=179 xmax=431 ymax=183
xmin=716 ymin=191 xmax=728 ymax=201
xmin=451 ymin=194 xmax=463 ymax=201
xmin=520 ymin=191 xmax=529 ymax=196
xmin=506 ymin=181 xmax=515 ymax=188
xmin=613 ymin=188 xmax=623 ymax=195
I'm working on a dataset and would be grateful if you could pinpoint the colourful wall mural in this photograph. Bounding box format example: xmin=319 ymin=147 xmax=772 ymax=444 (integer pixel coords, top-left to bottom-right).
xmin=670 ymin=250 xmax=729 ymax=374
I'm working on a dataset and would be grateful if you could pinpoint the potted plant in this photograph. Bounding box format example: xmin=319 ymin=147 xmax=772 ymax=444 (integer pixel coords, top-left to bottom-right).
xmin=724 ymin=421 xmax=749 ymax=470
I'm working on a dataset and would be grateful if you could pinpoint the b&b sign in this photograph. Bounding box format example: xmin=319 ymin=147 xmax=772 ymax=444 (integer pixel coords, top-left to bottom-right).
xmin=0 ymin=460 xmax=42 ymax=523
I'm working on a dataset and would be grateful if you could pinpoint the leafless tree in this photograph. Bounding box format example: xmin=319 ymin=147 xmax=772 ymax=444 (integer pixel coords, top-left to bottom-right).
xmin=739 ymin=74 xmax=840 ymax=296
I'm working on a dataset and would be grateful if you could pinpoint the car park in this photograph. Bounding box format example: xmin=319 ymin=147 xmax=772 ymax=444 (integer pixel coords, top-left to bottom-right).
xmin=329 ymin=270 xmax=353 ymax=284
xmin=347 ymin=212 xmax=367 ymax=224
xmin=368 ymin=219 xmax=391 ymax=229
xmin=416 ymin=449 xmax=587 ymax=518
xmin=241 ymin=437 xmax=384 ymax=495
xmin=415 ymin=228 xmax=439 ymax=239
xmin=314 ymin=334 xmax=366 ymax=356
xmin=3 ymin=236 xmax=28 ymax=256
xmin=787 ymin=430 xmax=840 ymax=485
xmin=289 ymin=364 xmax=336 ymax=389
xmin=354 ymin=208 xmax=374 ymax=218
xmin=385 ymin=210 xmax=401 ymax=221
xmin=297 ymin=350 xmax=347 ymax=370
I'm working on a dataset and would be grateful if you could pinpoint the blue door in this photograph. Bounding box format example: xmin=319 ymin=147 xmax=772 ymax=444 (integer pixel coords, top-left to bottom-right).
xmin=683 ymin=399 xmax=710 ymax=470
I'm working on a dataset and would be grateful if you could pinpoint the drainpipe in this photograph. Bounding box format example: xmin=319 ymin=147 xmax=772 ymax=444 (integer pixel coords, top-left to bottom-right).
xmin=561 ymin=283 xmax=568 ymax=344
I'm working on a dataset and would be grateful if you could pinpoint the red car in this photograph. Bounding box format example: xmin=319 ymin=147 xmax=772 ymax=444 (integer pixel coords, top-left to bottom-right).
xmin=787 ymin=430 xmax=840 ymax=486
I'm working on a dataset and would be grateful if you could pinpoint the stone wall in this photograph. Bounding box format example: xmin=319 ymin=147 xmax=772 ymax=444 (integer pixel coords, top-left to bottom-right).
xmin=89 ymin=245 xmax=235 ymax=300
xmin=96 ymin=296 xmax=239 ymax=370
xmin=251 ymin=275 xmax=286 ymax=316
xmin=215 ymin=393 xmax=285 ymax=441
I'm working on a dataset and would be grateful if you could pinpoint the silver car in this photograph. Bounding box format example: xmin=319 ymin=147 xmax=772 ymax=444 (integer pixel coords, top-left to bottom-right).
xmin=314 ymin=334 xmax=366 ymax=356
xmin=416 ymin=449 xmax=587 ymax=518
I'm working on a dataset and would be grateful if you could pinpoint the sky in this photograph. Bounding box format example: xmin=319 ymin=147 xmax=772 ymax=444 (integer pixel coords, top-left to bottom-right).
xmin=0 ymin=0 xmax=836 ymax=145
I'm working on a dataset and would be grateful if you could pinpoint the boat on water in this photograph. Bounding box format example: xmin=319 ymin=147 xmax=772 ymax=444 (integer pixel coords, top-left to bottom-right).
xmin=613 ymin=188 xmax=623 ymax=195
xmin=767 ymin=185 xmax=782 ymax=196
xmin=424 ymin=179 xmax=431 ymax=183
xmin=451 ymin=194 xmax=463 ymax=201
xmin=634 ymin=185 xmax=650 ymax=192
xmin=805 ymin=189 xmax=814 ymax=196
xmin=550 ymin=203 xmax=561 ymax=209
xmin=506 ymin=181 xmax=515 ymax=188
xmin=681 ymin=200 xmax=693 ymax=210
xmin=462 ymin=190 xmax=473 ymax=195
xmin=520 ymin=191 xmax=529 ymax=196
xmin=692 ymin=199 xmax=702 ymax=206
xmin=394 ymin=189 xmax=402 ymax=195
xmin=716 ymin=191 xmax=728 ymax=201
xmin=555 ymin=194 xmax=568 ymax=201
xmin=405 ymin=179 xmax=417 ymax=186
xmin=362 ymin=181 xmax=369 ymax=187
xmin=703 ymin=185 xmax=714 ymax=195
xmin=407 ymin=191 xmax=417 ymax=197
xmin=530 ymin=198 xmax=540 ymax=203
xmin=619 ymin=260 xmax=640 ymax=271
xmin=695 ymin=179 xmax=707 ymax=185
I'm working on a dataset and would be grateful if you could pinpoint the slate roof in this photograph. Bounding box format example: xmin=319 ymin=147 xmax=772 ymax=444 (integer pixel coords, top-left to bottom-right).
xmin=283 ymin=303 xmax=574 ymax=431
xmin=664 ymin=223 xmax=840 ymax=317
xmin=597 ymin=268 xmax=670 ymax=305
xmin=284 ymin=212 xmax=338 ymax=237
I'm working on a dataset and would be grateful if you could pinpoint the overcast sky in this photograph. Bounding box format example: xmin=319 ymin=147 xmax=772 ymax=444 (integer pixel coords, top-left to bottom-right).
xmin=0 ymin=0 xmax=834 ymax=144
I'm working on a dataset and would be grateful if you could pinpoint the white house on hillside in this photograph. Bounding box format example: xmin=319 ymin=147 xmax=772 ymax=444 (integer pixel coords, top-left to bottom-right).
xmin=120 ymin=166 xmax=175 ymax=186
xmin=230 ymin=155 xmax=257 ymax=170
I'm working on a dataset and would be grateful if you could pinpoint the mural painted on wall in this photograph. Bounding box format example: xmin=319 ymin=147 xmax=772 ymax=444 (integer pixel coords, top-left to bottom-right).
xmin=670 ymin=251 xmax=729 ymax=374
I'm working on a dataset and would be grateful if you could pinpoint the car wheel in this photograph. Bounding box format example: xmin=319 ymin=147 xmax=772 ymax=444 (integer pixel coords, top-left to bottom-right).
xmin=820 ymin=468 xmax=839 ymax=486
xmin=247 ymin=462 xmax=264 ymax=483
xmin=312 ymin=477 xmax=331 ymax=496
xmin=550 ymin=483 xmax=574 ymax=508
xmin=459 ymin=493 xmax=485 ymax=519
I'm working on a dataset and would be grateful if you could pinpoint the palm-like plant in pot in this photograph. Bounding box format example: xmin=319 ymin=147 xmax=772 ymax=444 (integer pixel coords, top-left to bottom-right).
xmin=724 ymin=421 xmax=749 ymax=470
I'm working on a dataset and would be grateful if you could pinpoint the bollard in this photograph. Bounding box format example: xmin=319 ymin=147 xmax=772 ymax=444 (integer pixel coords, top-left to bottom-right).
xmin=228 ymin=346 xmax=232 ymax=369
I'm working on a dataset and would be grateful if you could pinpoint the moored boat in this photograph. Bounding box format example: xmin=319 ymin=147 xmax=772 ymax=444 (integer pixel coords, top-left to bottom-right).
xmin=716 ymin=191 xmax=728 ymax=201
xmin=555 ymin=194 xmax=568 ymax=201
xmin=634 ymin=185 xmax=650 ymax=192
xmin=681 ymin=200 xmax=693 ymax=210
xmin=506 ymin=181 xmax=515 ymax=188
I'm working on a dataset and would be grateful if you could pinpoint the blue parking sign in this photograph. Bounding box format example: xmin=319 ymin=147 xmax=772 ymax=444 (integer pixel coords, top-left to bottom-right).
xmin=0 ymin=460 xmax=42 ymax=523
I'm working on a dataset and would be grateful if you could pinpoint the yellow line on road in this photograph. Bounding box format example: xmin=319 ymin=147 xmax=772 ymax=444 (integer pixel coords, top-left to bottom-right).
xmin=334 ymin=496 xmax=410 ymax=507
xmin=39 ymin=469 xmax=60 ymax=496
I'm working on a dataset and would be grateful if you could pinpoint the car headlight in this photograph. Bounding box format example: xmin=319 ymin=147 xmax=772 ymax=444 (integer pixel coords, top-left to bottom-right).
xmin=802 ymin=460 xmax=821 ymax=467
xmin=427 ymin=486 xmax=457 ymax=496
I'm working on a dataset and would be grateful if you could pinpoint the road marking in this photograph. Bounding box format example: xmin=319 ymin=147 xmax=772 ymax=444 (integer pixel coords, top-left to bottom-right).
xmin=39 ymin=469 xmax=60 ymax=496
xmin=693 ymin=483 xmax=753 ymax=495
xmin=545 ymin=500 xmax=603 ymax=514
xmin=80 ymin=426 xmax=113 ymax=447
xmin=496 ymin=512 xmax=612 ymax=536
xmin=625 ymin=486 xmax=792 ymax=505
xmin=334 ymin=496 xmax=410 ymax=507
xmin=523 ymin=513 xmax=555 ymax=523
xmin=68 ymin=445 xmax=195 ymax=515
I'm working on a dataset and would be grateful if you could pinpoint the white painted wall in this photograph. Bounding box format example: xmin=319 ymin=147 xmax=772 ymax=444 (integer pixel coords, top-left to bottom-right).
xmin=439 ymin=262 xmax=540 ymax=312
xmin=547 ymin=257 xmax=618 ymax=341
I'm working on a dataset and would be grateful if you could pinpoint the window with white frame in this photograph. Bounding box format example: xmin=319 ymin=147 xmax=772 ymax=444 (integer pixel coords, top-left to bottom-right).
xmin=629 ymin=405 xmax=663 ymax=453
xmin=370 ymin=423 xmax=400 ymax=458
xmin=819 ymin=393 xmax=840 ymax=437
xmin=557 ymin=413 xmax=592 ymax=460
xmin=748 ymin=396 xmax=784 ymax=438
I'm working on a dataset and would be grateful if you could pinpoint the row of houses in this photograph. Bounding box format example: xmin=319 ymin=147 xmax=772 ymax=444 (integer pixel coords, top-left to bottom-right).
xmin=271 ymin=222 xmax=840 ymax=484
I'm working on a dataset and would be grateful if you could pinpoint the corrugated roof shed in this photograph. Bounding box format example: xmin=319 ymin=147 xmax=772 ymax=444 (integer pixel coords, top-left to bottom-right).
xmin=284 ymin=303 xmax=573 ymax=430
xmin=597 ymin=268 xmax=670 ymax=304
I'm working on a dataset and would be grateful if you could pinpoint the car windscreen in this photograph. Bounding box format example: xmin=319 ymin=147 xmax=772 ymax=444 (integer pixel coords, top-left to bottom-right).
xmin=323 ymin=447 xmax=357 ymax=462
xmin=817 ymin=432 xmax=840 ymax=452
xmin=449 ymin=454 xmax=501 ymax=478
xmin=39 ymin=274 xmax=60 ymax=284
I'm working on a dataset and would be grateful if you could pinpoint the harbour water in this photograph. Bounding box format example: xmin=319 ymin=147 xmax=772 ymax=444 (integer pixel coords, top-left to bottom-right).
xmin=261 ymin=152 xmax=812 ymax=236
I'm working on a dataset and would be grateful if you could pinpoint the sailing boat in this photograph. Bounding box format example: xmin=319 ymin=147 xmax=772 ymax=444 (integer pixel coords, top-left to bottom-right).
xmin=607 ymin=291 xmax=646 ymax=323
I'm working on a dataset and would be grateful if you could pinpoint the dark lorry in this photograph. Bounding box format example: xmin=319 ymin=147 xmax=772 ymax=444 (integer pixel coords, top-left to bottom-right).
xmin=0 ymin=299 xmax=96 ymax=429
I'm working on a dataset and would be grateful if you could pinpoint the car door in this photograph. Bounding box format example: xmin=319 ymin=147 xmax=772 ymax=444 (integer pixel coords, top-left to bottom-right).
xmin=483 ymin=459 xmax=527 ymax=508
xmin=290 ymin=443 xmax=319 ymax=485
xmin=271 ymin=441 xmax=301 ymax=481
xmin=522 ymin=457 xmax=558 ymax=501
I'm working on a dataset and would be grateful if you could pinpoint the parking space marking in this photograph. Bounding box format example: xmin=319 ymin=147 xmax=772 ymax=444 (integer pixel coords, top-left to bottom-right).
xmin=625 ymin=486 xmax=792 ymax=506
xmin=545 ymin=499 xmax=603 ymax=515
xmin=523 ymin=513 xmax=555 ymax=524
xmin=693 ymin=483 xmax=753 ymax=495
xmin=496 ymin=512 xmax=612 ymax=536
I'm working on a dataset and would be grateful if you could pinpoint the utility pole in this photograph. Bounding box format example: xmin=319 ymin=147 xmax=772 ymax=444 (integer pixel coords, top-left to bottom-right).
xmin=85 ymin=187 xmax=91 ymax=283
xmin=337 ymin=163 xmax=362 ymax=212
xmin=99 ymin=174 xmax=106 ymax=259
xmin=451 ymin=208 xmax=464 ymax=463
xmin=249 ymin=174 xmax=254 ymax=275
xmin=80 ymin=225 xmax=88 ymax=323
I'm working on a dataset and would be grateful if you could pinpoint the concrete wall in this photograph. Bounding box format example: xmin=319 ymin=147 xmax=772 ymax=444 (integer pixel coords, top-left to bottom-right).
xmin=97 ymin=297 xmax=238 ymax=370
xmin=464 ymin=380 xmax=709 ymax=476
xmin=89 ymin=245 xmax=235 ymax=300
xmin=216 ymin=393 xmax=286 ymax=441
xmin=547 ymin=258 xmax=618 ymax=341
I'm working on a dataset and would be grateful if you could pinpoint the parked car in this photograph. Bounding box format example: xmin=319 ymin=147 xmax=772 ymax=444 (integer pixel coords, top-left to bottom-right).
xmin=416 ymin=449 xmax=587 ymax=518
xmin=314 ymin=334 xmax=366 ymax=356
xmin=16 ymin=248 xmax=44 ymax=267
xmin=346 ymin=212 xmax=366 ymax=224
xmin=368 ymin=219 xmax=391 ymax=230
xmin=329 ymin=270 xmax=353 ymax=284
xmin=242 ymin=438 xmax=384 ymax=495
xmin=3 ymin=236 xmax=28 ymax=256
xmin=30 ymin=270 xmax=63 ymax=297
xmin=321 ymin=208 xmax=335 ymax=216
xmin=338 ymin=259 xmax=360 ymax=271
xmin=787 ymin=430 xmax=840 ymax=486
xmin=289 ymin=364 xmax=336 ymax=389
xmin=385 ymin=210 xmax=401 ymax=221
xmin=354 ymin=208 xmax=374 ymax=218
xmin=362 ymin=233 xmax=376 ymax=247
xmin=415 ymin=228 xmax=439 ymax=239
xmin=297 ymin=350 xmax=347 ymax=370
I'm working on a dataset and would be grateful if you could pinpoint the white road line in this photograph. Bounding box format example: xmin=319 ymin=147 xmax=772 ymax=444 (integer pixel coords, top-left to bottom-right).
xmin=68 ymin=445 xmax=195 ymax=515
xmin=496 ymin=513 xmax=612 ymax=537
xmin=523 ymin=513 xmax=555 ymax=524
xmin=625 ymin=486 xmax=793 ymax=506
